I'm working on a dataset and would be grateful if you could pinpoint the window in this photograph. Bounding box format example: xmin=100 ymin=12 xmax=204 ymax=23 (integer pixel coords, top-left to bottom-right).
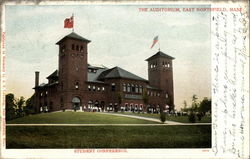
xmin=127 ymin=84 xmax=131 ymax=92
xmin=76 ymin=45 xmax=79 ymax=51
xmin=75 ymin=82 xmax=79 ymax=89
xmin=93 ymin=86 xmax=96 ymax=91
xmin=111 ymin=83 xmax=116 ymax=91
xmin=131 ymin=84 xmax=135 ymax=92
xmin=72 ymin=44 xmax=75 ymax=50
xmin=45 ymin=91 xmax=48 ymax=95
xmin=157 ymin=93 xmax=160 ymax=97
xmin=61 ymin=45 xmax=66 ymax=53
xmin=123 ymin=84 xmax=126 ymax=92
xmin=88 ymin=85 xmax=91 ymax=91
xmin=97 ymin=87 xmax=100 ymax=91
xmin=40 ymin=92 xmax=43 ymax=97
xmin=139 ymin=86 xmax=143 ymax=93
xmin=80 ymin=46 xmax=84 ymax=52
xmin=102 ymin=87 xmax=105 ymax=91
xmin=135 ymin=85 xmax=139 ymax=93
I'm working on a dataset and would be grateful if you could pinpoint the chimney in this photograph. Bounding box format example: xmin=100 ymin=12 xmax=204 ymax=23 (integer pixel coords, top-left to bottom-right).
xmin=35 ymin=71 xmax=39 ymax=87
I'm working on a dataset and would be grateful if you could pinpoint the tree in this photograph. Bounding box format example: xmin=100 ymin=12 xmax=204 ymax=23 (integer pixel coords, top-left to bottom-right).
xmin=24 ymin=94 xmax=36 ymax=115
xmin=6 ymin=93 xmax=16 ymax=120
xmin=181 ymin=100 xmax=188 ymax=112
xmin=160 ymin=113 xmax=166 ymax=123
xmin=198 ymin=97 xmax=211 ymax=115
xmin=16 ymin=96 xmax=25 ymax=117
xmin=191 ymin=94 xmax=198 ymax=112
xmin=115 ymin=93 xmax=122 ymax=112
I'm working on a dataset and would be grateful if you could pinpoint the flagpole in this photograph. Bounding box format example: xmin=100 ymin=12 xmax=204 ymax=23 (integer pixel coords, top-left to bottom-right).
xmin=72 ymin=13 xmax=74 ymax=32
xmin=158 ymin=36 xmax=161 ymax=51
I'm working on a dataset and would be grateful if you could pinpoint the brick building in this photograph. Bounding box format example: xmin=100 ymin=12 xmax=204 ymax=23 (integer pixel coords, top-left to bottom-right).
xmin=33 ymin=32 xmax=175 ymax=113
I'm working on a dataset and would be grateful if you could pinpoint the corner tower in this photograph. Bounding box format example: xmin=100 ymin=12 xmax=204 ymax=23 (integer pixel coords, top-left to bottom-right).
xmin=56 ymin=32 xmax=91 ymax=109
xmin=146 ymin=51 xmax=175 ymax=111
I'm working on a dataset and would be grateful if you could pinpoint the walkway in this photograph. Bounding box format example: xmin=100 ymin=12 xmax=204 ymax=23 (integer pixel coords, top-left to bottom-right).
xmin=98 ymin=112 xmax=211 ymax=125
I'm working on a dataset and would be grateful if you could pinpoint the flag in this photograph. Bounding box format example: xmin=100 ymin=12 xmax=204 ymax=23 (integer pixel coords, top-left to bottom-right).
xmin=64 ymin=16 xmax=74 ymax=28
xmin=150 ymin=36 xmax=158 ymax=49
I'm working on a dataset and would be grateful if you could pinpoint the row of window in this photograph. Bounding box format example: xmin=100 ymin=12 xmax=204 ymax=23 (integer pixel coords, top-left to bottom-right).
xmin=147 ymin=91 xmax=161 ymax=97
xmin=60 ymin=44 xmax=85 ymax=53
xmin=123 ymin=83 xmax=143 ymax=93
xmin=150 ymin=61 xmax=171 ymax=68
xmin=88 ymin=85 xmax=105 ymax=91
xmin=72 ymin=44 xmax=85 ymax=52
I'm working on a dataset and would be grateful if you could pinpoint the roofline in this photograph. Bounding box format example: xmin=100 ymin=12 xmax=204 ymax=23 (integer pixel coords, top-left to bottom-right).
xmin=56 ymin=37 xmax=91 ymax=45
xmin=101 ymin=76 xmax=148 ymax=82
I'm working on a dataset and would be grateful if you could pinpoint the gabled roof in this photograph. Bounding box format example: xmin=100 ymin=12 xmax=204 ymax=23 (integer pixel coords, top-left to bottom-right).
xmin=56 ymin=32 xmax=91 ymax=45
xmin=47 ymin=70 xmax=58 ymax=79
xmin=98 ymin=66 xmax=147 ymax=81
xmin=146 ymin=51 xmax=175 ymax=61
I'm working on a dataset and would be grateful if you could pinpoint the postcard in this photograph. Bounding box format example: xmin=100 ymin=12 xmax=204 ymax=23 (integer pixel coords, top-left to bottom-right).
xmin=0 ymin=1 xmax=249 ymax=159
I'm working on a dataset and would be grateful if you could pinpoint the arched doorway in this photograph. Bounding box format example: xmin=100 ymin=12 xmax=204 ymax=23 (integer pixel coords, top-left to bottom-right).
xmin=72 ymin=97 xmax=81 ymax=111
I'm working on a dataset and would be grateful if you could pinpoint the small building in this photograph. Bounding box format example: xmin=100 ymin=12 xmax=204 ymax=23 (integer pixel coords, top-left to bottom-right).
xmin=33 ymin=32 xmax=175 ymax=113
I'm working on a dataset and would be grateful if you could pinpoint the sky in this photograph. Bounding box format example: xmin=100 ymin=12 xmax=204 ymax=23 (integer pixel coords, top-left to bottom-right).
xmin=5 ymin=4 xmax=211 ymax=110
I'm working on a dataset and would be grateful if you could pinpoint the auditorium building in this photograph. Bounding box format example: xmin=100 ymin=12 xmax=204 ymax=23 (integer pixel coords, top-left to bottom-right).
xmin=33 ymin=32 xmax=175 ymax=113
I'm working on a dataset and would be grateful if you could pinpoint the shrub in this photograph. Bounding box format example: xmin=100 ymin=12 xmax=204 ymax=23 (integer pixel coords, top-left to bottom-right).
xmin=196 ymin=113 xmax=202 ymax=121
xmin=188 ymin=113 xmax=196 ymax=123
xmin=160 ymin=113 xmax=166 ymax=123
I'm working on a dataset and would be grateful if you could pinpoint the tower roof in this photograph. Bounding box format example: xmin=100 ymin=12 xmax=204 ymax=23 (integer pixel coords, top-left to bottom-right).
xmin=145 ymin=51 xmax=175 ymax=61
xmin=56 ymin=32 xmax=91 ymax=45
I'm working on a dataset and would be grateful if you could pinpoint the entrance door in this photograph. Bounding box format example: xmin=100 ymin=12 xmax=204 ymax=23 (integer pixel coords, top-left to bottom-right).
xmin=72 ymin=97 xmax=81 ymax=111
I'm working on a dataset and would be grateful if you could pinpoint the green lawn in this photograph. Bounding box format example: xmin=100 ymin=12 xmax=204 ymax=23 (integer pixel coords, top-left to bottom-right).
xmin=6 ymin=125 xmax=211 ymax=148
xmin=117 ymin=112 xmax=211 ymax=123
xmin=7 ymin=112 xmax=157 ymax=124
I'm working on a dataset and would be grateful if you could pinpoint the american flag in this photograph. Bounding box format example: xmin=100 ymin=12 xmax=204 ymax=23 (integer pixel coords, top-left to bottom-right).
xmin=150 ymin=36 xmax=158 ymax=49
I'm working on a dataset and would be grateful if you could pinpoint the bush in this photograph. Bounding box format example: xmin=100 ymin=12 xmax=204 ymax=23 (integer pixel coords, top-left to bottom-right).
xmin=160 ymin=113 xmax=166 ymax=123
xmin=196 ymin=113 xmax=202 ymax=121
xmin=188 ymin=113 xmax=196 ymax=123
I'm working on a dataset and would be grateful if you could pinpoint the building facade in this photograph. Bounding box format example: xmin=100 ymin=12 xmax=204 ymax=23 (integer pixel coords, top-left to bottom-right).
xmin=33 ymin=32 xmax=175 ymax=113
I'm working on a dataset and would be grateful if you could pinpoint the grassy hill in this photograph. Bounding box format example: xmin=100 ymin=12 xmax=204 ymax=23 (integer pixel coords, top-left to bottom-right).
xmin=7 ymin=111 xmax=158 ymax=124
